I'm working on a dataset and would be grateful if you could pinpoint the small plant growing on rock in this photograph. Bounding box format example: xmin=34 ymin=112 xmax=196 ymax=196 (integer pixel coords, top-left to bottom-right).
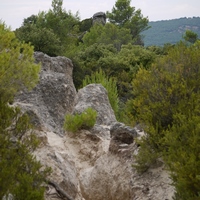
xmin=64 ymin=107 xmax=97 ymax=133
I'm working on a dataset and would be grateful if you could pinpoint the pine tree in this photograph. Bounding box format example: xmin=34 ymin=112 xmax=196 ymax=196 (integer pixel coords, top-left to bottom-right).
xmin=0 ymin=22 xmax=40 ymax=103
xmin=0 ymin=22 xmax=50 ymax=199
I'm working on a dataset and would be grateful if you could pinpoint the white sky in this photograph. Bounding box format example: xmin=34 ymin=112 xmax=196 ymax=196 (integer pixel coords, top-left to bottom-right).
xmin=1 ymin=0 xmax=200 ymax=30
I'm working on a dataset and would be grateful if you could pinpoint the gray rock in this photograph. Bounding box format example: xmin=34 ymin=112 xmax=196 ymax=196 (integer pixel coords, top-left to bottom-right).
xmin=15 ymin=52 xmax=76 ymax=134
xmin=109 ymin=122 xmax=138 ymax=154
xmin=35 ymin=131 xmax=80 ymax=200
xmin=92 ymin=12 xmax=106 ymax=25
xmin=73 ymin=84 xmax=117 ymax=126
xmin=79 ymin=154 xmax=133 ymax=200
xmin=110 ymin=122 xmax=138 ymax=144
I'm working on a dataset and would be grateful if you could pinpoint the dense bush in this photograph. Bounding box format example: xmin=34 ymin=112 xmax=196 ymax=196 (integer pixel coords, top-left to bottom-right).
xmin=163 ymin=103 xmax=200 ymax=199
xmin=130 ymin=42 xmax=200 ymax=199
xmin=0 ymin=22 xmax=40 ymax=103
xmin=73 ymin=43 xmax=155 ymax=103
xmin=64 ymin=107 xmax=97 ymax=133
xmin=0 ymin=22 xmax=50 ymax=199
xmin=15 ymin=0 xmax=80 ymax=56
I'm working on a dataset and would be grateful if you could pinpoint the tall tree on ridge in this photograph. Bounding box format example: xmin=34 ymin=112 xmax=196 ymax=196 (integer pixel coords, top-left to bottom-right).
xmin=106 ymin=0 xmax=149 ymax=45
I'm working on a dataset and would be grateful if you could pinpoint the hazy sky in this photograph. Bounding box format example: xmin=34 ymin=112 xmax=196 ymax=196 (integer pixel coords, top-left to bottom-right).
xmin=1 ymin=0 xmax=200 ymax=30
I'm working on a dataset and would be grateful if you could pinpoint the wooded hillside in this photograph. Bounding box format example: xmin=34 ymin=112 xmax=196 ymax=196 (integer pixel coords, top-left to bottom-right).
xmin=143 ymin=17 xmax=200 ymax=46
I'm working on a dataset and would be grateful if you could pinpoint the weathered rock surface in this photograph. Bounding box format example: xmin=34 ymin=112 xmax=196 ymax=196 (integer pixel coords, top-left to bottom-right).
xmin=36 ymin=127 xmax=174 ymax=200
xmin=73 ymin=84 xmax=117 ymax=126
xmin=15 ymin=52 xmax=76 ymax=134
xmin=14 ymin=53 xmax=174 ymax=200
xmin=109 ymin=122 xmax=138 ymax=154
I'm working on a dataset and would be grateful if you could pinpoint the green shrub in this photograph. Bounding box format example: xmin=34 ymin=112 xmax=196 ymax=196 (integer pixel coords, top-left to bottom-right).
xmin=163 ymin=100 xmax=200 ymax=200
xmin=0 ymin=22 xmax=49 ymax=199
xmin=131 ymin=42 xmax=200 ymax=149
xmin=0 ymin=101 xmax=51 ymax=199
xmin=64 ymin=107 xmax=97 ymax=133
xmin=130 ymin=42 xmax=200 ymax=199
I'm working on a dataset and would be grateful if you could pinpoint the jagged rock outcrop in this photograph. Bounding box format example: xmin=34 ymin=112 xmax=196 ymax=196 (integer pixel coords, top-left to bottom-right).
xmin=14 ymin=53 xmax=174 ymax=200
xmin=14 ymin=52 xmax=76 ymax=134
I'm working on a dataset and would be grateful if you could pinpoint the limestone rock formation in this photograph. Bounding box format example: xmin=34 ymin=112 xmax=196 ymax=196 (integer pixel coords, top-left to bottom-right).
xmin=73 ymin=84 xmax=117 ymax=126
xmin=15 ymin=52 xmax=76 ymax=134
xmin=14 ymin=52 xmax=174 ymax=200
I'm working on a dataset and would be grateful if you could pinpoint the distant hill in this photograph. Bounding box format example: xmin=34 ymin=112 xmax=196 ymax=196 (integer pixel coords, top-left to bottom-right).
xmin=142 ymin=17 xmax=200 ymax=46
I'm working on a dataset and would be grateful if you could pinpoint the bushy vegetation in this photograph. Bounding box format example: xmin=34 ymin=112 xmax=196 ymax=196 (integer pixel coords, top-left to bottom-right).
xmin=131 ymin=42 xmax=200 ymax=199
xmin=0 ymin=22 xmax=50 ymax=199
xmin=15 ymin=0 xmax=149 ymax=56
xmin=143 ymin=17 xmax=200 ymax=46
xmin=73 ymin=43 xmax=155 ymax=102
xmin=0 ymin=23 xmax=40 ymax=103
xmin=0 ymin=103 xmax=51 ymax=200
xmin=106 ymin=0 xmax=149 ymax=45
xmin=64 ymin=107 xmax=97 ymax=133
xmin=15 ymin=1 xmax=79 ymax=56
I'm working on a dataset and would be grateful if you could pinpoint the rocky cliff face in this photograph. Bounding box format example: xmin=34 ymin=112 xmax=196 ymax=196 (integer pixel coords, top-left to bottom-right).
xmin=14 ymin=52 xmax=174 ymax=200
xmin=15 ymin=52 xmax=76 ymax=135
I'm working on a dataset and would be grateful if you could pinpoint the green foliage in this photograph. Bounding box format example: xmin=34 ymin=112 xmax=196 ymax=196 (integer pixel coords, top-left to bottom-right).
xmin=143 ymin=17 xmax=200 ymax=46
xmin=131 ymin=42 xmax=200 ymax=133
xmin=130 ymin=42 xmax=200 ymax=199
xmin=74 ymin=43 xmax=155 ymax=123
xmin=78 ymin=18 xmax=93 ymax=32
xmin=73 ymin=43 xmax=155 ymax=102
xmin=45 ymin=0 xmax=80 ymax=42
xmin=0 ymin=22 xmax=50 ymax=199
xmin=82 ymin=69 xmax=119 ymax=118
xmin=183 ymin=29 xmax=198 ymax=44
xmin=133 ymin=137 xmax=159 ymax=173
xmin=163 ymin=104 xmax=200 ymax=200
xmin=51 ymin=0 xmax=63 ymax=14
xmin=15 ymin=0 xmax=80 ymax=56
xmin=64 ymin=107 xmax=97 ymax=133
xmin=81 ymin=23 xmax=132 ymax=51
xmin=0 ymin=22 xmax=40 ymax=103
xmin=15 ymin=24 xmax=62 ymax=56
xmin=106 ymin=0 xmax=134 ymax=26
xmin=106 ymin=0 xmax=149 ymax=44
xmin=0 ymin=101 xmax=51 ymax=200
xmin=72 ymin=43 xmax=117 ymax=89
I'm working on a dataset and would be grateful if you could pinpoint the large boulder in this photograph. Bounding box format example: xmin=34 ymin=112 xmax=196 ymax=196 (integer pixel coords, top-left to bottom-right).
xmin=73 ymin=84 xmax=117 ymax=126
xmin=14 ymin=52 xmax=76 ymax=134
